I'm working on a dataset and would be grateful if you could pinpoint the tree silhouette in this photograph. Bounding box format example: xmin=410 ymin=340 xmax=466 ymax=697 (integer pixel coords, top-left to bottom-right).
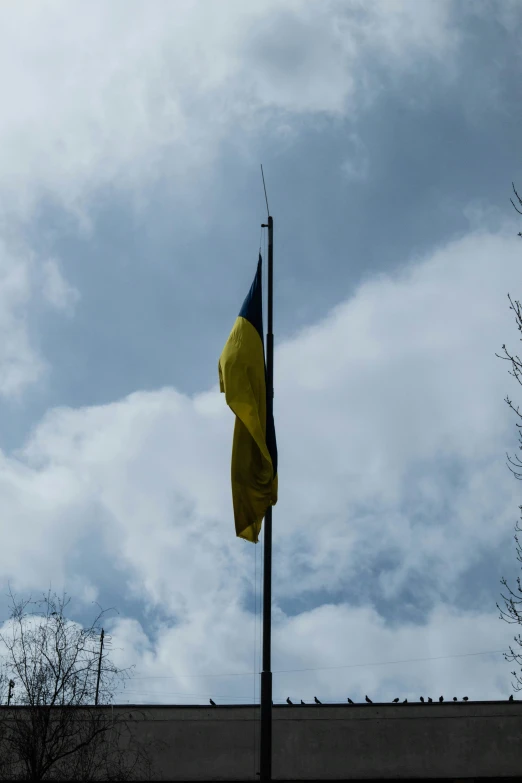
xmin=0 ymin=587 xmax=155 ymax=780
xmin=496 ymin=184 xmax=522 ymax=692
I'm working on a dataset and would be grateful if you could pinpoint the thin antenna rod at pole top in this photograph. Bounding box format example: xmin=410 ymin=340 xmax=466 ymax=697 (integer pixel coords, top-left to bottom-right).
xmin=261 ymin=164 xmax=270 ymax=216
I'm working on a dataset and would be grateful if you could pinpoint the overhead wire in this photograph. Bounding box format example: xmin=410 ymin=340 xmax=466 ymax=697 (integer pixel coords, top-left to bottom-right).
xmin=114 ymin=647 xmax=509 ymax=705
xmin=130 ymin=648 xmax=507 ymax=680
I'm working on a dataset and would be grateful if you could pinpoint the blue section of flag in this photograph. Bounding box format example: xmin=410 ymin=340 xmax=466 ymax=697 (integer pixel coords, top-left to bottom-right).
xmin=239 ymin=254 xmax=263 ymax=342
xmin=239 ymin=254 xmax=277 ymax=476
xmin=266 ymin=394 xmax=277 ymax=477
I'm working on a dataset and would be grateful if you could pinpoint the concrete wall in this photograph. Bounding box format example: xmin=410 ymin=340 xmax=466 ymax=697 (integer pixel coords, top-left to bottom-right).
xmin=115 ymin=700 xmax=522 ymax=781
xmin=1 ymin=701 xmax=521 ymax=780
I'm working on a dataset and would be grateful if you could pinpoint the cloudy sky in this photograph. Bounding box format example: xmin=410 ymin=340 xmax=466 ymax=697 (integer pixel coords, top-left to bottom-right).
xmin=2 ymin=0 xmax=522 ymax=708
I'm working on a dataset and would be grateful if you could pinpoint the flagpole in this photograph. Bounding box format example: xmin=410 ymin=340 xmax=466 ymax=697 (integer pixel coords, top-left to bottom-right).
xmin=260 ymin=214 xmax=273 ymax=782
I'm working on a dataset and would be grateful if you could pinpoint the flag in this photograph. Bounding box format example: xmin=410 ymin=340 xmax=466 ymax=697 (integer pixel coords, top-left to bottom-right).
xmin=218 ymin=255 xmax=278 ymax=543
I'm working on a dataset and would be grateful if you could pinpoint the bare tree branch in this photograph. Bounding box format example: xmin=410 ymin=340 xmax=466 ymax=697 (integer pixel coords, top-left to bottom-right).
xmin=512 ymin=182 xmax=522 ymax=216
xmin=495 ymin=247 xmax=522 ymax=691
xmin=0 ymin=590 xmax=155 ymax=780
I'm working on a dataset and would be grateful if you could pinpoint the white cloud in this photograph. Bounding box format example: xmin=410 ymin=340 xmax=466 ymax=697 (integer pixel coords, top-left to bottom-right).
xmin=274 ymin=229 xmax=521 ymax=600
xmin=40 ymin=259 xmax=80 ymax=314
xmin=0 ymin=0 xmax=460 ymax=221
xmin=0 ymin=241 xmax=45 ymax=397
xmin=107 ymin=602 xmax=514 ymax=705
xmin=0 ymin=0 xmax=467 ymax=396
xmin=0 ymin=225 xmax=521 ymax=700
xmin=0 ymin=243 xmax=80 ymax=398
xmin=353 ymin=0 xmax=458 ymax=67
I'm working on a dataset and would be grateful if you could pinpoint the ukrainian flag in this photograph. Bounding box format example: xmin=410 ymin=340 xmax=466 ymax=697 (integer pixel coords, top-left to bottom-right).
xmin=218 ymin=255 xmax=278 ymax=543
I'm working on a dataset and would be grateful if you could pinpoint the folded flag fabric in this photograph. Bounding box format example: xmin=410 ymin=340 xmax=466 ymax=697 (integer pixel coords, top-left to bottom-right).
xmin=218 ymin=255 xmax=278 ymax=543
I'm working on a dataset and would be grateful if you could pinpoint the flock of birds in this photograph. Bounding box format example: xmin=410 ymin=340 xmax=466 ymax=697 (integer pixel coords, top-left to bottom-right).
xmin=285 ymin=695 xmax=471 ymax=705
xmin=208 ymin=694 xmax=516 ymax=706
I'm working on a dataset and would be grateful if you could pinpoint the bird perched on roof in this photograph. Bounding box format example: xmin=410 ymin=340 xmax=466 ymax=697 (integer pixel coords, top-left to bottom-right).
xmin=453 ymin=697 xmax=457 ymax=702
xmin=314 ymin=696 xmax=321 ymax=704
xmin=347 ymin=698 xmax=354 ymax=704
xmin=286 ymin=697 xmax=293 ymax=705
xmin=463 ymin=696 xmax=468 ymax=701
xmin=439 ymin=696 xmax=443 ymax=703
xmin=392 ymin=698 xmax=399 ymax=703
xmin=365 ymin=695 xmax=372 ymax=704
xmin=428 ymin=697 xmax=433 ymax=703
xmin=420 ymin=696 xmax=425 ymax=703
xmin=209 ymin=699 xmax=216 ymax=706
xmin=301 ymin=700 xmax=305 ymax=705
xmin=509 ymin=695 xmax=514 ymax=702
xmin=403 ymin=699 xmax=408 ymax=704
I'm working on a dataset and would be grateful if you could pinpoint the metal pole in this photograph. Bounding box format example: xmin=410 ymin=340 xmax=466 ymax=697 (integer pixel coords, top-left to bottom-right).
xmin=260 ymin=215 xmax=274 ymax=782
xmin=95 ymin=628 xmax=104 ymax=706
xmin=7 ymin=680 xmax=14 ymax=707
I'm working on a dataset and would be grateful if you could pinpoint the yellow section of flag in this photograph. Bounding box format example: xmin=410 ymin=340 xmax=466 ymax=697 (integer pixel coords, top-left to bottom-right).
xmin=218 ymin=258 xmax=277 ymax=543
